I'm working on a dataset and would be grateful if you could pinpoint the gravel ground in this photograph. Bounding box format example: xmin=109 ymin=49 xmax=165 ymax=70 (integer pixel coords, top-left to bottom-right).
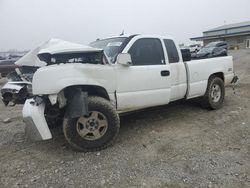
xmin=0 ymin=50 xmax=250 ymax=188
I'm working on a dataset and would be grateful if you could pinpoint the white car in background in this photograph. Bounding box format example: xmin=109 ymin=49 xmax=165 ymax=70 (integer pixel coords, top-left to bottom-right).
xmin=189 ymin=44 xmax=202 ymax=53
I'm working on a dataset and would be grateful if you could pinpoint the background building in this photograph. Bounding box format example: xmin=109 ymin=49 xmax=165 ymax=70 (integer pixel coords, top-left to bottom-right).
xmin=191 ymin=21 xmax=250 ymax=49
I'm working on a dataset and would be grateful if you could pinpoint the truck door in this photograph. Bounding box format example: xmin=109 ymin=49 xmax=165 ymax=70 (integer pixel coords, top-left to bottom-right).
xmin=115 ymin=37 xmax=171 ymax=111
xmin=163 ymin=39 xmax=187 ymax=101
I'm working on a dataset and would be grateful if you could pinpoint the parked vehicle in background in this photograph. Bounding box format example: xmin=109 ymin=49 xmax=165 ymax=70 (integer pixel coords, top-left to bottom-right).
xmin=17 ymin=35 xmax=237 ymax=152
xmin=194 ymin=46 xmax=227 ymax=59
xmin=0 ymin=58 xmax=20 ymax=77
xmin=189 ymin=44 xmax=201 ymax=53
xmin=205 ymin=41 xmax=228 ymax=51
xmin=0 ymin=56 xmax=6 ymax=60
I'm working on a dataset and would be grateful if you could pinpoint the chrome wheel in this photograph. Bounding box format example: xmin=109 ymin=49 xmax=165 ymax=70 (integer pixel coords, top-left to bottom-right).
xmin=76 ymin=111 xmax=108 ymax=141
xmin=211 ymin=84 xmax=221 ymax=103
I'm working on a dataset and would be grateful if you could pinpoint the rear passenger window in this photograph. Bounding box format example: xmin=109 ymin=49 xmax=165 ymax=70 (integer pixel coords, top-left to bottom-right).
xmin=163 ymin=39 xmax=179 ymax=63
xmin=128 ymin=38 xmax=165 ymax=66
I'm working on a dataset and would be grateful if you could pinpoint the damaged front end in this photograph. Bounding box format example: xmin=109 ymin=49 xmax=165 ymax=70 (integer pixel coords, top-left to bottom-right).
xmin=23 ymin=97 xmax=52 ymax=141
xmin=1 ymin=66 xmax=38 ymax=106
xmin=23 ymin=89 xmax=89 ymax=141
xmin=19 ymin=38 xmax=110 ymax=141
xmin=1 ymin=38 xmax=50 ymax=106
xmin=1 ymin=81 xmax=30 ymax=106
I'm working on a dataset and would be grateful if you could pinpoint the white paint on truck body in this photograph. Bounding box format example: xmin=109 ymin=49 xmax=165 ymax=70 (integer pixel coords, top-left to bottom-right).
xmin=32 ymin=63 xmax=116 ymax=95
xmin=185 ymin=56 xmax=234 ymax=99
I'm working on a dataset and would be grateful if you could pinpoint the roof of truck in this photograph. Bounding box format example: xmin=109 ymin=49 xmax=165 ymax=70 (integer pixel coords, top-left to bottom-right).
xmin=92 ymin=34 xmax=174 ymax=41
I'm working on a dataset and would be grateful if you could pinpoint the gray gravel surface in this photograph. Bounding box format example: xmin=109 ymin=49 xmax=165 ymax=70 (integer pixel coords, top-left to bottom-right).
xmin=0 ymin=50 xmax=250 ymax=188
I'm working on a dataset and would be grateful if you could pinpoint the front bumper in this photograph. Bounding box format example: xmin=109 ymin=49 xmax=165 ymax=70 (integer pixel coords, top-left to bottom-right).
xmin=23 ymin=99 xmax=52 ymax=141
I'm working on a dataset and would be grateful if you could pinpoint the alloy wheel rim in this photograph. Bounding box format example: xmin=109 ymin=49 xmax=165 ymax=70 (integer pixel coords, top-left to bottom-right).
xmin=76 ymin=111 xmax=108 ymax=141
xmin=211 ymin=84 xmax=221 ymax=103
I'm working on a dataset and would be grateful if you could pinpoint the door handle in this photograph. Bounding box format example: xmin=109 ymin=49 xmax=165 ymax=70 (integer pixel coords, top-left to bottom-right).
xmin=161 ymin=70 xmax=170 ymax=77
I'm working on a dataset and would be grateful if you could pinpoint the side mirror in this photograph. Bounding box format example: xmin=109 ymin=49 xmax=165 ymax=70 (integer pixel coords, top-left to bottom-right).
xmin=117 ymin=53 xmax=132 ymax=66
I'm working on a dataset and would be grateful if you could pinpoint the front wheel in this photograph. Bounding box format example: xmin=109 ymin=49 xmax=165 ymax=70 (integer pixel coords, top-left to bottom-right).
xmin=63 ymin=96 xmax=120 ymax=152
xmin=202 ymin=76 xmax=225 ymax=110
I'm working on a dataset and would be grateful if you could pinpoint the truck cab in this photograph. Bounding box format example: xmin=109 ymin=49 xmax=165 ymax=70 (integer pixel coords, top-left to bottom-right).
xmin=111 ymin=35 xmax=187 ymax=111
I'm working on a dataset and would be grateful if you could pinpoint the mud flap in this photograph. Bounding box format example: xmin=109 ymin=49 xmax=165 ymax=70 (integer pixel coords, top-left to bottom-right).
xmin=231 ymin=75 xmax=239 ymax=84
xmin=231 ymin=75 xmax=239 ymax=94
xmin=64 ymin=90 xmax=88 ymax=118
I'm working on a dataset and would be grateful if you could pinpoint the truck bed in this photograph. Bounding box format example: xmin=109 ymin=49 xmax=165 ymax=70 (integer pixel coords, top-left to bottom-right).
xmin=185 ymin=56 xmax=234 ymax=99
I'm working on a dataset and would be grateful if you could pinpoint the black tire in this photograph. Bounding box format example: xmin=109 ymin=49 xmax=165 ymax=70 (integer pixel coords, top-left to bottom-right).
xmin=202 ymin=76 xmax=225 ymax=110
xmin=63 ymin=96 xmax=120 ymax=152
xmin=47 ymin=119 xmax=63 ymax=129
xmin=45 ymin=105 xmax=64 ymax=129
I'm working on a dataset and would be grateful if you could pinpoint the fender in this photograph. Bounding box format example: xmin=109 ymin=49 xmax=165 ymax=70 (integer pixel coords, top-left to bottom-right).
xmin=32 ymin=63 xmax=116 ymax=95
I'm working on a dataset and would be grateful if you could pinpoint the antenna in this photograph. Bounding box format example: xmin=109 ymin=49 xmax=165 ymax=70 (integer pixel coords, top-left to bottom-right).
xmin=120 ymin=30 xmax=124 ymax=36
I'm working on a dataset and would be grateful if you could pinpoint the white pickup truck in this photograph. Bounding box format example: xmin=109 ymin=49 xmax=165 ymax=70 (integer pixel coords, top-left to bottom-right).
xmin=21 ymin=35 xmax=236 ymax=151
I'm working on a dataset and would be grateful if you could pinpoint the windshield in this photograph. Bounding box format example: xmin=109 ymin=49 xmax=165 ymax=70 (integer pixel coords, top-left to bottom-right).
xmin=89 ymin=37 xmax=127 ymax=63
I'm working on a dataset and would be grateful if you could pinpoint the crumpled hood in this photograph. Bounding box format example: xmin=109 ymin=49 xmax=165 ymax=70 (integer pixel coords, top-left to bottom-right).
xmin=15 ymin=38 xmax=102 ymax=67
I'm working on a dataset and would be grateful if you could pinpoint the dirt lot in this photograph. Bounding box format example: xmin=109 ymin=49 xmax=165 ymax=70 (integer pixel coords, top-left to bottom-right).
xmin=0 ymin=50 xmax=250 ymax=188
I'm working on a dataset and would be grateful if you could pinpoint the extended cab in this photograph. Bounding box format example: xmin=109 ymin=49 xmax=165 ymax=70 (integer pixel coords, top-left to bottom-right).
xmin=21 ymin=35 xmax=236 ymax=151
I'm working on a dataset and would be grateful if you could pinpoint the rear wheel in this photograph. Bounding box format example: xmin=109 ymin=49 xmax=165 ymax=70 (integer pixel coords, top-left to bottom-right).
xmin=202 ymin=76 xmax=225 ymax=110
xmin=63 ymin=96 xmax=120 ymax=152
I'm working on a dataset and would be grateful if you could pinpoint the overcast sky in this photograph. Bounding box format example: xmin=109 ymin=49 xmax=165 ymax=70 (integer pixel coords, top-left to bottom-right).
xmin=0 ymin=0 xmax=250 ymax=51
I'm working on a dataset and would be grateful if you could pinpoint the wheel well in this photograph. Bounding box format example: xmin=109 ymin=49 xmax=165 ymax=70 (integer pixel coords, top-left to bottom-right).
xmin=63 ymin=85 xmax=110 ymax=100
xmin=209 ymin=72 xmax=224 ymax=82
